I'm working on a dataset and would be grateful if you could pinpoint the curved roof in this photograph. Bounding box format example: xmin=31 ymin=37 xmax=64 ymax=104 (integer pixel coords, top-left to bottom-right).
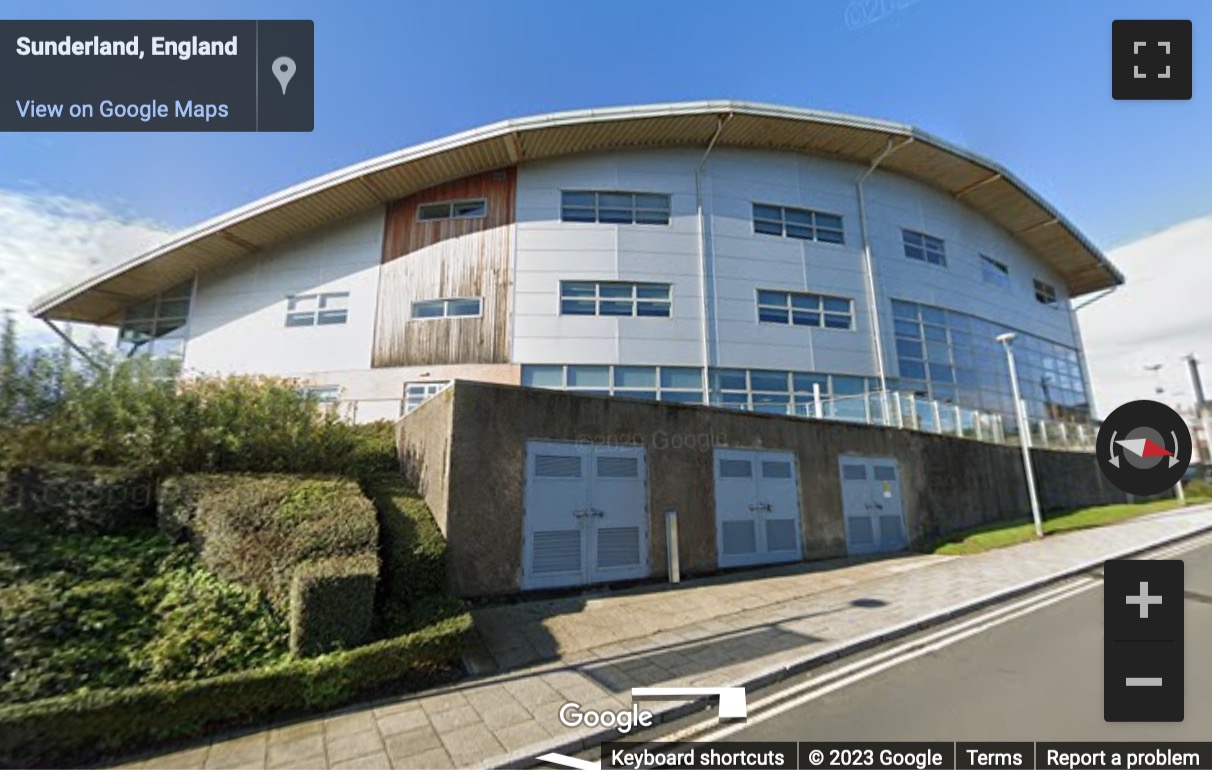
xmin=32 ymin=100 xmax=1123 ymax=323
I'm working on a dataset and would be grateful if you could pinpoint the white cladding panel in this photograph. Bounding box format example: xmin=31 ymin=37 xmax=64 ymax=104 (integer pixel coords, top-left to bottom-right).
xmin=183 ymin=209 xmax=384 ymax=376
xmin=513 ymin=147 xmax=1082 ymax=374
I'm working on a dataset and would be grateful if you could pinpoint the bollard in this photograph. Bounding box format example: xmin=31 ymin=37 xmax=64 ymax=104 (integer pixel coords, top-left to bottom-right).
xmin=665 ymin=509 xmax=680 ymax=584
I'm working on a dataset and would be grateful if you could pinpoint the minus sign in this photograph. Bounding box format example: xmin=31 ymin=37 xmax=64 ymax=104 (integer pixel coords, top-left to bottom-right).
xmin=1126 ymin=678 xmax=1164 ymax=687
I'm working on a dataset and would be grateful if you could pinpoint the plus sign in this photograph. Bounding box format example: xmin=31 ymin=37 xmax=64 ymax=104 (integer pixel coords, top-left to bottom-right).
xmin=1126 ymin=581 xmax=1163 ymax=618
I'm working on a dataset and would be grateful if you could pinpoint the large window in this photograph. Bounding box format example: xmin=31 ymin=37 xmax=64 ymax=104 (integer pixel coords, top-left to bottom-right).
xmin=286 ymin=292 xmax=349 ymax=327
xmin=980 ymin=255 xmax=1011 ymax=288
xmin=404 ymin=381 xmax=449 ymax=414
xmin=560 ymin=191 xmax=671 ymax=225
xmin=902 ymin=229 xmax=947 ymax=266
xmin=411 ymin=297 xmax=482 ymax=319
xmin=752 ymin=204 xmax=844 ymax=244
xmin=417 ymin=199 xmax=487 ymax=222
xmin=560 ymin=281 xmax=672 ymax=317
xmin=117 ymin=280 xmax=193 ymax=358
xmin=1033 ymin=279 xmax=1058 ymax=306
xmin=710 ymin=369 xmax=878 ymax=419
xmin=757 ymin=290 xmax=853 ymax=330
xmin=891 ymin=298 xmax=1088 ymax=422
xmin=522 ymin=365 xmax=704 ymax=404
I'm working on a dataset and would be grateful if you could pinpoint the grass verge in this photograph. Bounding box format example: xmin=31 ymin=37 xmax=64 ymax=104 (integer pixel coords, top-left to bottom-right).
xmin=925 ymin=497 xmax=1211 ymax=555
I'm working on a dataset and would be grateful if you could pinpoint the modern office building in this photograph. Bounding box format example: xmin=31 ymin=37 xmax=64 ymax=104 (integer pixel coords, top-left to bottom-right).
xmin=32 ymin=101 xmax=1123 ymax=429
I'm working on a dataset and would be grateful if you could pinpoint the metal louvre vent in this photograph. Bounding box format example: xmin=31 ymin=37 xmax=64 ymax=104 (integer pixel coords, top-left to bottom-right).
xmin=532 ymin=530 xmax=581 ymax=574
xmin=879 ymin=515 xmax=905 ymax=544
xmin=719 ymin=459 xmax=753 ymax=478
xmin=873 ymin=466 xmax=897 ymax=481
xmin=597 ymin=456 xmax=639 ymax=478
xmin=596 ymin=526 xmax=641 ymax=568
xmin=842 ymin=464 xmax=867 ymax=480
xmin=721 ymin=520 xmax=757 ymax=555
xmin=761 ymin=461 xmax=793 ymax=479
xmin=535 ymin=454 xmax=582 ymax=478
xmin=848 ymin=517 xmax=874 ymax=545
xmin=766 ymin=519 xmax=798 ymax=552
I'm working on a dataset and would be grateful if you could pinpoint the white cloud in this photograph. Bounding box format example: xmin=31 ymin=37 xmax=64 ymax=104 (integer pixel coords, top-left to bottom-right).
xmin=0 ymin=188 xmax=171 ymax=346
xmin=1079 ymin=214 xmax=1212 ymax=418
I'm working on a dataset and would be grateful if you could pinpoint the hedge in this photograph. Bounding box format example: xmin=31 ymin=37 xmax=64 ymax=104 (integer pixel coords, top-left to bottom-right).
xmin=0 ymin=463 xmax=155 ymax=534
xmin=289 ymin=556 xmax=378 ymax=656
xmin=161 ymin=474 xmax=379 ymax=612
xmin=361 ymin=473 xmax=452 ymax=631
xmin=0 ymin=612 xmax=471 ymax=769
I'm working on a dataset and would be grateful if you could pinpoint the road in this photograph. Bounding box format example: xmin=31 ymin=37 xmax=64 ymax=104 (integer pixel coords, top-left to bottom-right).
xmin=705 ymin=536 xmax=1212 ymax=742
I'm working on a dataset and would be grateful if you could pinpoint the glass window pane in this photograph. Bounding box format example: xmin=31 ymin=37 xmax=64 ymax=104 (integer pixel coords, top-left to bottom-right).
xmin=891 ymin=300 xmax=918 ymax=319
xmin=600 ymin=301 xmax=633 ymax=316
xmin=124 ymin=301 xmax=156 ymax=321
xmin=896 ymin=339 xmax=923 ymax=359
xmin=790 ymin=293 xmax=818 ymax=310
xmin=753 ymin=204 xmax=782 ymax=221
xmin=634 ymin=193 xmax=668 ymax=210
xmin=832 ymin=376 xmax=866 ymax=395
xmin=920 ymin=306 xmax=946 ymax=325
xmin=452 ymin=200 xmax=486 ymax=218
xmin=561 ymin=282 xmax=595 ymax=298
xmin=903 ymin=245 xmax=925 ymax=261
xmin=635 ymin=302 xmax=671 ymax=317
xmin=417 ymin=202 xmax=451 ymax=221
xmin=792 ymin=311 xmax=821 ymax=327
xmin=562 ymin=191 xmax=595 ymax=207
xmin=599 ymin=284 xmax=633 ymax=298
xmin=412 ymin=301 xmax=444 ymax=319
xmin=561 ymin=207 xmax=596 ymax=222
xmin=928 ymin=363 xmax=955 ymax=382
xmin=759 ymin=307 xmax=790 ymax=324
xmin=902 ymin=230 xmax=922 ymax=246
xmin=316 ymin=310 xmax=348 ymax=326
xmin=157 ymin=299 xmax=190 ymax=319
xmin=615 ymin=390 xmax=658 ymax=402
xmin=754 ymin=219 xmax=783 ymax=236
xmin=750 ymin=371 xmax=789 ymax=392
xmin=561 ymin=299 xmax=597 ymax=315
xmin=824 ymin=314 xmax=851 ymax=329
xmin=757 ymin=290 xmax=786 ymax=307
xmin=784 ymin=208 xmax=812 ymax=225
xmin=923 ymin=325 xmax=948 ymax=342
xmin=286 ymin=313 xmax=315 ymax=327
xmin=822 ymin=296 xmax=850 ymax=313
xmin=899 ymin=360 xmax=927 ymax=379
xmin=894 ymin=319 xmax=920 ymax=338
xmin=660 ymin=390 xmax=703 ymax=404
xmin=445 ymin=299 xmax=481 ymax=317
xmin=793 ymin=373 xmax=829 ymax=393
xmin=816 ymin=228 xmax=844 ymax=244
xmin=660 ymin=367 xmax=703 ymax=389
xmin=598 ymin=208 xmax=632 ymax=224
xmin=926 ymin=341 xmax=951 ymax=362
xmin=635 ymin=284 xmax=670 ymax=299
xmin=163 ymin=281 xmax=193 ymax=300
xmin=785 ymin=224 xmax=813 ymax=240
xmin=598 ymin=193 xmax=632 ymax=208
xmin=714 ymin=369 xmax=748 ymax=391
xmin=634 ymin=210 xmax=670 ymax=225
xmin=522 ymin=365 xmax=565 ymax=388
xmin=815 ymin=213 xmax=843 ymax=230
xmin=567 ymin=366 xmax=610 ymax=388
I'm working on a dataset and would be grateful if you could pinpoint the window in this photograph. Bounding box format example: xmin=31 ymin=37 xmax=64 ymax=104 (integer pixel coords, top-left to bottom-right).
xmin=411 ymin=297 xmax=482 ymax=319
xmin=299 ymin=385 xmax=340 ymax=405
xmin=560 ymin=281 xmax=671 ymax=317
xmin=902 ymin=229 xmax=947 ymax=266
xmin=520 ymin=365 xmax=704 ymax=404
xmin=417 ymin=199 xmax=487 ymax=222
xmin=1033 ymin=279 xmax=1058 ymax=306
xmin=980 ymin=255 xmax=1010 ymax=288
xmin=752 ymin=204 xmax=845 ymax=244
xmin=117 ymin=279 xmax=193 ymax=358
xmin=404 ymin=381 xmax=449 ymax=414
xmin=285 ymin=292 xmax=349 ymax=327
xmin=560 ymin=191 xmax=670 ymax=225
xmin=756 ymin=290 xmax=853 ymax=330
xmin=709 ymin=369 xmax=883 ymax=418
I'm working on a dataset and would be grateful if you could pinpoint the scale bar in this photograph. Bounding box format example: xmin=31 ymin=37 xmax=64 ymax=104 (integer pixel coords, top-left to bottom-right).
xmin=1126 ymin=677 xmax=1163 ymax=687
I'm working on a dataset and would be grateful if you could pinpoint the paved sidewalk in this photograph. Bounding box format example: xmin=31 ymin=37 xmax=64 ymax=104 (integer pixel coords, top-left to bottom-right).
xmin=117 ymin=506 xmax=1212 ymax=770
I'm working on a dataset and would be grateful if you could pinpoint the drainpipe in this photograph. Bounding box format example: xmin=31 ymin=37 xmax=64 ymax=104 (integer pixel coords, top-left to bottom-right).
xmin=695 ymin=113 xmax=733 ymax=405
xmin=856 ymin=136 xmax=913 ymax=425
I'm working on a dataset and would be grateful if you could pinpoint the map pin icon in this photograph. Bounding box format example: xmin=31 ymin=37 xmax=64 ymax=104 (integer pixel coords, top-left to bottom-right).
xmin=272 ymin=57 xmax=296 ymax=95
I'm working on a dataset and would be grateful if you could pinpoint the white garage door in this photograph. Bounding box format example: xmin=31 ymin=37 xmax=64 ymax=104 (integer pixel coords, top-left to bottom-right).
xmin=839 ymin=456 xmax=908 ymax=555
xmin=714 ymin=448 xmax=802 ymax=569
xmin=522 ymin=441 xmax=649 ymax=590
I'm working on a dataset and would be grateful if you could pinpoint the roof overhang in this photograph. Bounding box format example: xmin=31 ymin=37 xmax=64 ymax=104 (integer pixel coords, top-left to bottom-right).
xmin=31 ymin=100 xmax=1124 ymax=324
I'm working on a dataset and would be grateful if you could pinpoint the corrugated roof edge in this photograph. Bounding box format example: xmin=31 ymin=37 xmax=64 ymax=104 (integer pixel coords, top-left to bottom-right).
xmin=29 ymin=99 xmax=1122 ymax=317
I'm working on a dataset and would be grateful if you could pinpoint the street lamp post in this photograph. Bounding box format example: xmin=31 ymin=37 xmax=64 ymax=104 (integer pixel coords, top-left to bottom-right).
xmin=997 ymin=332 xmax=1044 ymax=538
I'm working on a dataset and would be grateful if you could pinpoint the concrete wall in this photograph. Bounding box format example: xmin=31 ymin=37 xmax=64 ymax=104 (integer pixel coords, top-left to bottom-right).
xmin=398 ymin=382 xmax=1125 ymax=598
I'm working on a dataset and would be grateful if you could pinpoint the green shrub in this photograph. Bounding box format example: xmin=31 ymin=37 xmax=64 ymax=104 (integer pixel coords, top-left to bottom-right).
xmin=361 ymin=473 xmax=457 ymax=633
xmin=290 ymin=556 xmax=378 ymax=656
xmin=0 ymin=464 xmax=155 ymax=534
xmin=184 ymin=475 xmax=378 ymax=611
xmin=1185 ymin=477 xmax=1212 ymax=499
xmin=0 ymin=613 xmax=471 ymax=768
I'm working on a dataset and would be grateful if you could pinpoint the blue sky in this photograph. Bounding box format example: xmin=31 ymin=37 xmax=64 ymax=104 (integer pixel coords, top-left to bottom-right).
xmin=2 ymin=0 xmax=1210 ymax=249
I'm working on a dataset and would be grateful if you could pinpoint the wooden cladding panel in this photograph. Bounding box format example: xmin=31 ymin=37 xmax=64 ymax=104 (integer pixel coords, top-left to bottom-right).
xmin=373 ymin=168 xmax=515 ymax=368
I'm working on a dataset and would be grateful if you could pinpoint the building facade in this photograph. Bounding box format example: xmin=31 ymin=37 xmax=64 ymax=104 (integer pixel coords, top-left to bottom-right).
xmin=33 ymin=102 xmax=1122 ymax=431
